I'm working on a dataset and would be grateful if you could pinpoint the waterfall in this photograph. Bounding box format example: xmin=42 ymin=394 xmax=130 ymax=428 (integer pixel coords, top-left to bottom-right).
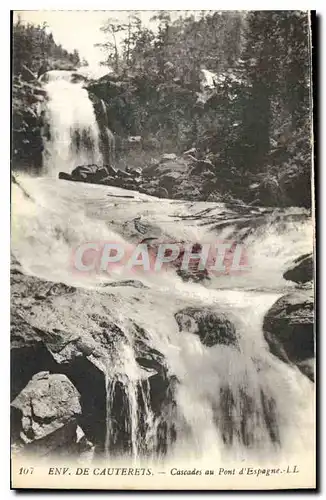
xmin=12 ymin=174 xmax=314 ymax=464
xmin=11 ymin=70 xmax=314 ymax=465
xmin=41 ymin=70 xmax=103 ymax=176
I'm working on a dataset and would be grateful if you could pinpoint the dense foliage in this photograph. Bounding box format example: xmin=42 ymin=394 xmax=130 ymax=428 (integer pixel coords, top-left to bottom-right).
xmin=12 ymin=17 xmax=81 ymax=76
xmin=93 ymin=10 xmax=312 ymax=207
xmin=11 ymin=12 xmax=312 ymax=207
xmin=12 ymin=17 xmax=81 ymax=171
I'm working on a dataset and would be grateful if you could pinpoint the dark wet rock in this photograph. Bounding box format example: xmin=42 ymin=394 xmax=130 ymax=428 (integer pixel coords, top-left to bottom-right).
xmin=127 ymin=135 xmax=142 ymax=145
xmin=101 ymin=279 xmax=149 ymax=289
xmin=138 ymin=185 xmax=169 ymax=198
xmin=214 ymin=387 xmax=280 ymax=447
xmin=10 ymin=253 xmax=23 ymax=275
xmin=105 ymin=372 xmax=177 ymax=457
xmin=263 ymin=289 xmax=314 ymax=381
xmin=56 ymin=153 xmax=220 ymax=202
xmin=70 ymin=164 xmax=108 ymax=183
xmin=146 ymin=373 xmax=178 ymax=455
xmin=283 ymin=253 xmax=313 ymax=284
xmin=296 ymin=358 xmax=315 ymax=382
xmin=11 ymin=372 xmax=82 ymax=456
xmin=12 ymin=77 xmax=45 ymax=173
xmin=59 ymin=162 xmax=145 ymax=192
xmin=175 ymin=243 xmax=210 ymax=283
xmin=104 ymin=362 xmax=177 ymax=457
xmin=160 ymin=171 xmax=183 ymax=195
xmin=105 ymin=380 xmax=133 ymax=455
xmin=142 ymin=157 xmax=190 ymax=179
xmin=21 ymin=64 xmax=37 ymax=82
xmin=175 ymin=307 xmax=238 ymax=348
xmin=133 ymin=323 xmax=166 ymax=375
xmin=11 ymin=271 xmax=123 ymax=452
xmin=190 ymin=159 xmax=215 ymax=176
xmin=11 ymin=271 xmax=121 ymax=368
xmin=160 ymin=153 xmax=177 ymax=162
xmin=11 ymin=267 xmax=177 ymax=457
xmin=58 ymin=172 xmax=72 ymax=181
xmin=132 ymin=324 xmax=177 ymax=455
xmin=154 ymin=187 xmax=169 ymax=198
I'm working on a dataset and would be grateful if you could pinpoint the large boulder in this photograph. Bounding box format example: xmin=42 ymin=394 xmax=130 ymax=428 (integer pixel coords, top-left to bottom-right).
xmin=12 ymin=78 xmax=45 ymax=172
xmin=283 ymin=253 xmax=313 ymax=284
xmin=142 ymin=157 xmax=191 ymax=179
xmin=70 ymin=164 xmax=108 ymax=183
xmin=60 ymin=163 xmax=145 ymax=190
xmin=11 ymin=372 xmax=82 ymax=455
xmin=11 ymin=269 xmax=174 ymax=455
xmin=174 ymin=307 xmax=238 ymax=348
xmin=213 ymin=386 xmax=280 ymax=447
xmin=58 ymin=172 xmax=72 ymax=181
xmin=263 ymin=289 xmax=314 ymax=381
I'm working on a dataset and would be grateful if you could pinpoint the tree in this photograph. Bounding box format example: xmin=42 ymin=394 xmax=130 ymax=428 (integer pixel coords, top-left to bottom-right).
xmin=96 ymin=18 xmax=129 ymax=72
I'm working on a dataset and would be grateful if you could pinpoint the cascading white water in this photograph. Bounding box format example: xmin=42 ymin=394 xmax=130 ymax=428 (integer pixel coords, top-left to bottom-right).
xmin=12 ymin=176 xmax=314 ymax=464
xmin=41 ymin=70 xmax=103 ymax=176
xmin=11 ymin=71 xmax=315 ymax=465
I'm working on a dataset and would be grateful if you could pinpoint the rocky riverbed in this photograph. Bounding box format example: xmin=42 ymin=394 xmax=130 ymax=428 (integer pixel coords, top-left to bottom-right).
xmin=11 ymin=176 xmax=314 ymax=461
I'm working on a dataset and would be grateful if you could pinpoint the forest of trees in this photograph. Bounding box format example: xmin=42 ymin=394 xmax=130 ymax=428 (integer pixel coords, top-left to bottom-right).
xmin=92 ymin=11 xmax=312 ymax=207
xmin=12 ymin=17 xmax=81 ymax=77
xmin=11 ymin=11 xmax=312 ymax=208
xmin=12 ymin=17 xmax=81 ymax=171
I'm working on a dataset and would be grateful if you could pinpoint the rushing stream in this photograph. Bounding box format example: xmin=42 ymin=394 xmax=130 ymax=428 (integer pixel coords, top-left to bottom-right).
xmin=11 ymin=70 xmax=314 ymax=465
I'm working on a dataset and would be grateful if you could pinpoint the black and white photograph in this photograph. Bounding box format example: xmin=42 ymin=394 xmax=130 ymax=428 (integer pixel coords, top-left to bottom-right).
xmin=10 ymin=9 xmax=315 ymax=490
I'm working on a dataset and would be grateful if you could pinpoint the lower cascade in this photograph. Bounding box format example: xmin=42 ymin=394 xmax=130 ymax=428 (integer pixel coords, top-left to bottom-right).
xmin=11 ymin=68 xmax=314 ymax=466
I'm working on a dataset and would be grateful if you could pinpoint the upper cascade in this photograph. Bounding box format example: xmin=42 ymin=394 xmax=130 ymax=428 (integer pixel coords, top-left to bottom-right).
xmin=40 ymin=69 xmax=104 ymax=176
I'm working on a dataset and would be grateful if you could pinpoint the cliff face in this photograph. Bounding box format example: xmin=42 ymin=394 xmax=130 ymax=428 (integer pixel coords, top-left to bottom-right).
xmin=12 ymin=68 xmax=47 ymax=173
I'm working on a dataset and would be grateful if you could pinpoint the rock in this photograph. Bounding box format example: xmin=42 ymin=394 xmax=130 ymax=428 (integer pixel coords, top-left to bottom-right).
xmin=11 ymin=270 xmax=177 ymax=455
xmin=98 ymin=175 xmax=117 ymax=186
xmin=10 ymin=271 xmax=116 ymax=366
xmin=11 ymin=372 xmax=81 ymax=455
xmin=174 ymin=244 xmax=210 ymax=283
xmin=190 ymin=159 xmax=215 ymax=176
xmin=159 ymin=172 xmax=183 ymax=195
xmin=71 ymin=73 xmax=87 ymax=84
xmin=154 ymin=187 xmax=169 ymax=198
xmin=213 ymin=386 xmax=280 ymax=447
xmin=71 ymin=164 xmax=108 ymax=183
xmin=58 ymin=172 xmax=72 ymax=181
xmin=142 ymin=158 xmax=186 ymax=178
xmin=283 ymin=253 xmax=313 ymax=284
xmin=103 ymin=164 xmax=118 ymax=177
xmin=145 ymin=373 xmax=178 ymax=455
xmin=139 ymin=186 xmax=169 ymax=198
xmin=140 ymin=156 xmax=199 ymax=199
xmin=143 ymin=137 xmax=160 ymax=151
xmin=130 ymin=166 xmax=142 ymax=177
xmin=175 ymin=307 xmax=238 ymax=348
xmin=134 ymin=325 xmax=167 ymax=376
xmin=206 ymin=190 xmax=222 ymax=202
xmin=59 ymin=162 xmax=144 ymax=190
xmin=183 ymin=147 xmax=198 ymax=157
xmin=11 ymin=253 xmax=23 ymax=275
xmin=263 ymin=289 xmax=314 ymax=381
xmin=101 ymin=280 xmax=149 ymax=289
